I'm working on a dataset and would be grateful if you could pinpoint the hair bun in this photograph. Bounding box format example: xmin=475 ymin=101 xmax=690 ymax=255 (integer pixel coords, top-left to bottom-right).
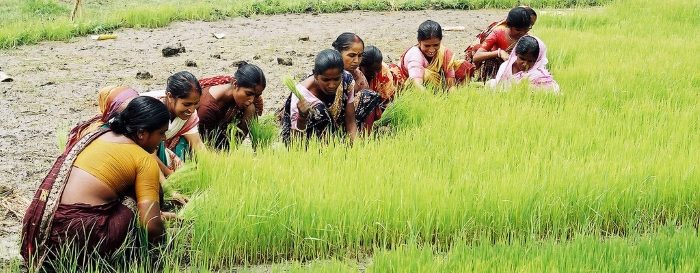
xmin=109 ymin=114 xmax=128 ymax=134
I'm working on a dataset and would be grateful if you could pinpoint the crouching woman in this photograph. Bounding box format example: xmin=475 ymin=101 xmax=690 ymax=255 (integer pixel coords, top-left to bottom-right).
xmin=279 ymin=49 xmax=358 ymax=144
xmin=21 ymin=96 xmax=169 ymax=270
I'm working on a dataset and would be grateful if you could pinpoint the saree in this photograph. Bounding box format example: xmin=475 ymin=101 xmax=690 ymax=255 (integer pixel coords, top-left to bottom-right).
xmin=363 ymin=63 xmax=405 ymax=129
xmin=197 ymin=75 xmax=264 ymax=149
xmin=487 ymin=35 xmax=560 ymax=93
xmin=400 ymin=45 xmax=455 ymax=90
xmin=279 ymin=72 xmax=354 ymax=144
xmin=65 ymin=86 xmax=139 ymax=149
xmin=143 ymin=90 xmax=200 ymax=170
xmin=21 ymin=129 xmax=138 ymax=269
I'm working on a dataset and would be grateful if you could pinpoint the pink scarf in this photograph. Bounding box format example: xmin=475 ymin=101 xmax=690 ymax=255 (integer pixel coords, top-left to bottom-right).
xmin=489 ymin=35 xmax=560 ymax=93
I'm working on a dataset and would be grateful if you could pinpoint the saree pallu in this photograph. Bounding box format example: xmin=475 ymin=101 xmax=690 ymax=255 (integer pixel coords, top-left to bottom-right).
xmin=157 ymin=139 xmax=186 ymax=171
xmin=400 ymin=46 xmax=455 ymax=90
xmin=157 ymin=116 xmax=198 ymax=171
xmin=65 ymin=86 xmax=138 ymax=150
xmin=279 ymin=93 xmax=349 ymax=144
xmin=21 ymin=129 xmax=111 ymax=268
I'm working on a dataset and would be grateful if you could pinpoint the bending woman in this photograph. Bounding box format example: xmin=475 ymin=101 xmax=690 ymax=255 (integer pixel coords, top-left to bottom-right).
xmin=359 ymin=45 xmax=405 ymax=128
xmin=65 ymin=86 xmax=139 ymax=149
xmin=279 ymin=49 xmax=358 ymax=143
xmin=458 ymin=6 xmax=537 ymax=82
xmin=331 ymin=32 xmax=382 ymax=130
xmin=472 ymin=7 xmax=533 ymax=82
xmin=487 ymin=35 xmax=560 ymax=92
xmin=197 ymin=62 xmax=266 ymax=150
xmin=142 ymin=71 xmax=204 ymax=176
xmin=400 ymin=20 xmax=456 ymax=90
xmin=21 ymin=96 xmax=169 ymax=269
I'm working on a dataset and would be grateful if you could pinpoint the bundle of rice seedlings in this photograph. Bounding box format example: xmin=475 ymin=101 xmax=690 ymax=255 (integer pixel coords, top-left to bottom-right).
xmin=283 ymin=76 xmax=304 ymax=101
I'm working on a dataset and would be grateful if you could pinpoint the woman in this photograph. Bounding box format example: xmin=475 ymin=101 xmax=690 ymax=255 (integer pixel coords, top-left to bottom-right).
xmin=400 ymin=20 xmax=456 ymax=90
xmin=65 ymin=85 xmax=139 ymax=149
xmin=197 ymin=62 xmax=266 ymax=150
xmin=458 ymin=6 xmax=537 ymax=83
xmin=331 ymin=33 xmax=382 ymax=130
xmin=279 ymin=49 xmax=358 ymax=143
xmin=471 ymin=7 xmax=533 ymax=82
xmin=487 ymin=35 xmax=560 ymax=93
xmin=21 ymin=97 xmax=169 ymax=269
xmin=142 ymin=71 xmax=204 ymax=176
xmin=359 ymin=45 xmax=405 ymax=129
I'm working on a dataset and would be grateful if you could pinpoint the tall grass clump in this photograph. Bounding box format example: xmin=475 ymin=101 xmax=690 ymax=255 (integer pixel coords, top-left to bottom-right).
xmin=164 ymin=0 xmax=700 ymax=267
xmin=249 ymin=114 xmax=280 ymax=151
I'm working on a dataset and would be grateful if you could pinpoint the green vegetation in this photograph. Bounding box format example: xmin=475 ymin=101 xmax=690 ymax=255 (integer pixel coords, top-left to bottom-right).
xmin=0 ymin=0 xmax=610 ymax=49
xmin=7 ymin=0 xmax=700 ymax=271
xmin=254 ymin=227 xmax=700 ymax=272
xmin=161 ymin=0 xmax=700 ymax=269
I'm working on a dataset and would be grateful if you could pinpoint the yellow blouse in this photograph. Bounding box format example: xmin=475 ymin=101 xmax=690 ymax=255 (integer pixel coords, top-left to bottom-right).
xmin=74 ymin=139 xmax=160 ymax=202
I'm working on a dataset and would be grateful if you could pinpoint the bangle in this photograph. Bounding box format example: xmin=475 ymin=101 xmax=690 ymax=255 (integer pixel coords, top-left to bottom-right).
xmin=497 ymin=49 xmax=501 ymax=57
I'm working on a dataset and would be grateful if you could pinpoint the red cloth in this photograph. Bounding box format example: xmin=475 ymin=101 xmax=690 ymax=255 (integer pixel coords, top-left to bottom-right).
xmin=481 ymin=28 xmax=512 ymax=52
xmin=47 ymin=200 xmax=135 ymax=256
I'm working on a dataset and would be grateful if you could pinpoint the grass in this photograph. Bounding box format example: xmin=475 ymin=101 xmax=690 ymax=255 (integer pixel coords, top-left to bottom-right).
xmin=159 ymin=0 xmax=700 ymax=268
xmin=0 ymin=0 xmax=611 ymax=49
xmin=9 ymin=0 xmax=700 ymax=271
xmin=270 ymin=227 xmax=700 ymax=272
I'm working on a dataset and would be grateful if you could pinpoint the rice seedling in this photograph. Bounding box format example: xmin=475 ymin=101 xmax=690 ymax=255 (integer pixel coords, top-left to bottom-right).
xmin=284 ymin=76 xmax=304 ymax=101
xmin=249 ymin=114 xmax=280 ymax=151
xmin=164 ymin=0 xmax=700 ymax=268
xmin=16 ymin=0 xmax=700 ymax=271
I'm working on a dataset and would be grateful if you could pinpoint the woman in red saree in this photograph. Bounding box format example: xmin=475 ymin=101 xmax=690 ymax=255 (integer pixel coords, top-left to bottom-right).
xmin=21 ymin=97 xmax=169 ymax=271
xmin=470 ymin=7 xmax=535 ymax=82
xmin=197 ymin=62 xmax=266 ymax=150
xmin=359 ymin=45 xmax=405 ymax=129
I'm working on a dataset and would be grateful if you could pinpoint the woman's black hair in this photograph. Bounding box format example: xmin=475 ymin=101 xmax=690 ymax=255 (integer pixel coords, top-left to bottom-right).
xmin=331 ymin=32 xmax=364 ymax=52
xmin=506 ymin=7 xmax=532 ymax=29
xmin=417 ymin=20 xmax=442 ymax=41
xmin=110 ymin=96 xmax=169 ymax=138
xmin=312 ymin=49 xmax=345 ymax=75
xmin=360 ymin=45 xmax=383 ymax=69
xmin=524 ymin=6 xmax=537 ymax=18
xmin=514 ymin=36 xmax=539 ymax=59
xmin=234 ymin=61 xmax=266 ymax=89
xmin=166 ymin=71 xmax=202 ymax=99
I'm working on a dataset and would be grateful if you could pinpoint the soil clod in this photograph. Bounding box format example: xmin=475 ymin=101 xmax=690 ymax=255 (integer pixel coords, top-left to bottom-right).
xmin=162 ymin=43 xmax=186 ymax=57
xmin=136 ymin=71 xmax=153 ymax=80
xmin=185 ymin=60 xmax=198 ymax=67
xmin=277 ymin=57 xmax=293 ymax=66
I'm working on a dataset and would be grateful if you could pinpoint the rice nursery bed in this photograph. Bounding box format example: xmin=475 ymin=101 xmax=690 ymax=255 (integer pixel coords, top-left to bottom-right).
xmin=157 ymin=0 xmax=700 ymax=270
xmin=3 ymin=0 xmax=699 ymax=271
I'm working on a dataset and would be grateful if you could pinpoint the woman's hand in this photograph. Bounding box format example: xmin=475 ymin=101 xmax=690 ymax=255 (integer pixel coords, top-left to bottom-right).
xmin=161 ymin=211 xmax=180 ymax=221
xmin=297 ymin=99 xmax=312 ymax=120
xmin=497 ymin=49 xmax=510 ymax=61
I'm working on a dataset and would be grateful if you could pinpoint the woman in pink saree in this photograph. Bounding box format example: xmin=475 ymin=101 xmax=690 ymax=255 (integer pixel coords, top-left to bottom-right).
xmin=487 ymin=35 xmax=560 ymax=93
